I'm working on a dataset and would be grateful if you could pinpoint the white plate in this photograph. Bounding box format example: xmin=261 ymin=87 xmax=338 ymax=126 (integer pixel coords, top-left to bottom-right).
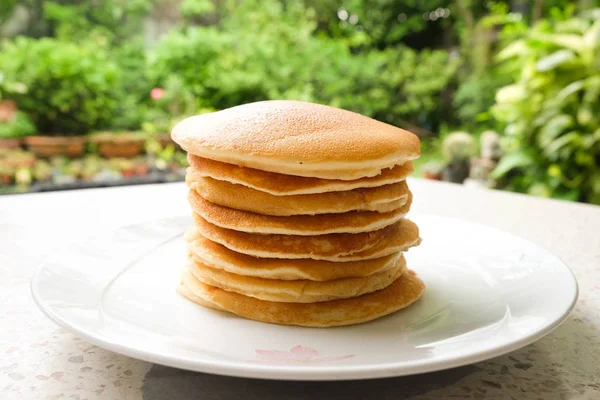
xmin=31 ymin=214 xmax=578 ymax=380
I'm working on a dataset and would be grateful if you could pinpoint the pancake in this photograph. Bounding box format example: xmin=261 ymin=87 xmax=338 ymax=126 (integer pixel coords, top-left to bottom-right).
xmin=178 ymin=267 xmax=425 ymax=327
xmin=191 ymin=214 xmax=420 ymax=260
xmin=187 ymin=155 xmax=414 ymax=195
xmin=188 ymin=189 xmax=412 ymax=235
xmin=335 ymin=221 xmax=421 ymax=261
xmin=185 ymin=231 xmax=402 ymax=281
xmin=188 ymin=255 xmax=406 ymax=303
xmin=187 ymin=176 xmax=409 ymax=216
xmin=192 ymin=213 xmax=395 ymax=259
xmin=171 ymin=100 xmax=420 ymax=180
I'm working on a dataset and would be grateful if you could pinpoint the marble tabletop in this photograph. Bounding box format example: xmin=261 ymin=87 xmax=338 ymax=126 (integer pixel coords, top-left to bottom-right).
xmin=1 ymin=180 xmax=599 ymax=400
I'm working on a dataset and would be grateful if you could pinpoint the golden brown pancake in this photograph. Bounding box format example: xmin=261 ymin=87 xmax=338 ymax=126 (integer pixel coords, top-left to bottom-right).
xmin=178 ymin=267 xmax=425 ymax=327
xmin=191 ymin=214 xmax=420 ymax=260
xmin=335 ymin=221 xmax=421 ymax=261
xmin=188 ymin=255 xmax=406 ymax=303
xmin=171 ymin=101 xmax=420 ymax=180
xmin=187 ymin=155 xmax=414 ymax=195
xmin=192 ymin=213 xmax=396 ymax=259
xmin=187 ymin=176 xmax=409 ymax=216
xmin=185 ymin=230 xmax=402 ymax=281
xmin=188 ymin=189 xmax=412 ymax=235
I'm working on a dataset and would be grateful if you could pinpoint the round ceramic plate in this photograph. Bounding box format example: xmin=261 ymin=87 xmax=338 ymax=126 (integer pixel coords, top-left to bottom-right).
xmin=31 ymin=214 xmax=578 ymax=380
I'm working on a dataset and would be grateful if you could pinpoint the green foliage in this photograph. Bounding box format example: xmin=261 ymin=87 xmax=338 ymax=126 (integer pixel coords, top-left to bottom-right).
xmin=454 ymin=73 xmax=511 ymax=126
xmin=180 ymin=0 xmax=215 ymax=18
xmin=34 ymin=1 xmax=154 ymax=132
xmin=492 ymin=9 xmax=600 ymax=203
xmin=43 ymin=0 xmax=153 ymax=45
xmin=150 ymin=0 xmax=457 ymax=127
xmin=0 ymin=37 xmax=120 ymax=134
xmin=0 ymin=111 xmax=36 ymax=138
xmin=3 ymin=0 xmax=598 ymax=203
xmin=110 ymin=38 xmax=153 ymax=130
xmin=142 ymin=75 xmax=203 ymax=134
xmin=311 ymin=0 xmax=451 ymax=48
xmin=0 ymin=0 xmax=17 ymax=32
xmin=453 ymin=3 xmax=528 ymax=129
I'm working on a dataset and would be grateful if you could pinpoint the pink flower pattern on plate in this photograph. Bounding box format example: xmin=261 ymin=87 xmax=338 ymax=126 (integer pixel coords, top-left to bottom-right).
xmin=254 ymin=345 xmax=354 ymax=365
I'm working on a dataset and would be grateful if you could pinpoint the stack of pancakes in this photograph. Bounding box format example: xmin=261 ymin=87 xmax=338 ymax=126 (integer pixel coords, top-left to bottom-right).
xmin=172 ymin=100 xmax=425 ymax=327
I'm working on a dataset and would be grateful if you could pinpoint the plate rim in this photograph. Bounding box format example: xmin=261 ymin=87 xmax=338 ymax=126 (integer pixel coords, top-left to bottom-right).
xmin=30 ymin=213 xmax=579 ymax=381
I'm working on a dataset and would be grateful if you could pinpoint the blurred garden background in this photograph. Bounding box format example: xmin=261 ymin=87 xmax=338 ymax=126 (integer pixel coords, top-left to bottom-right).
xmin=0 ymin=1 xmax=598 ymax=203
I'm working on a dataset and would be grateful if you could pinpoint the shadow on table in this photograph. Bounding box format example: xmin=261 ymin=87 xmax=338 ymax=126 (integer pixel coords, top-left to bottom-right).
xmin=142 ymin=363 xmax=478 ymax=400
xmin=140 ymin=313 xmax=587 ymax=400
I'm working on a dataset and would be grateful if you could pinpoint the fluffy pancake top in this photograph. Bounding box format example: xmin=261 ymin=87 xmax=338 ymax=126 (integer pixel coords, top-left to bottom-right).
xmin=172 ymin=100 xmax=420 ymax=179
xmin=187 ymin=155 xmax=414 ymax=195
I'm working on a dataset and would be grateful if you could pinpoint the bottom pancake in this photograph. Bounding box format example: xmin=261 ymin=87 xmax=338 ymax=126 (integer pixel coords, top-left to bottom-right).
xmin=178 ymin=267 xmax=425 ymax=327
xmin=188 ymin=255 xmax=406 ymax=303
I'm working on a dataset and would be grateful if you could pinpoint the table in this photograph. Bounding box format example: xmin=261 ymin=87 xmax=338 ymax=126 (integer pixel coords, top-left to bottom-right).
xmin=1 ymin=180 xmax=599 ymax=399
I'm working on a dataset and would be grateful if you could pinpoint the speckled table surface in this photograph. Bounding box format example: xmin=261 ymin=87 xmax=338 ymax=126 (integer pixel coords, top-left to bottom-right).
xmin=1 ymin=180 xmax=599 ymax=400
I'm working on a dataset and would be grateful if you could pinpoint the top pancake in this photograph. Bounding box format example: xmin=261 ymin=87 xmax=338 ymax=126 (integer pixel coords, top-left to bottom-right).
xmin=171 ymin=100 xmax=420 ymax=180
xmin=187 ymin=155 xmax=414 ymax=195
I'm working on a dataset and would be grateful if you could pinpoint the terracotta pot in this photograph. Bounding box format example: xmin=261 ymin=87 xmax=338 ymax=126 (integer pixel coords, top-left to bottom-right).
xmin=24 ymin=136 xmax=85 ymax=158
xmin=121 ymin=169 xmax=136 ymax=178
xmin=423 ymin=172 xmax=441 ymax=180
xmin=4 ymin=156 xmax=35 ymax=169
xmin=133 ymin=163 xmax=149 ymax=176
xmin=0 ymin=138 xmax=22 ymax=149
xmin=91 ymin=134 xmax=146 ymax=158
xmin=0 ymin=172 xmax=14 ymax=185
xmin=97 ymin=141 xmax=145 ymax=158
xmin=442 ymin=162 xmax=470 ymax=184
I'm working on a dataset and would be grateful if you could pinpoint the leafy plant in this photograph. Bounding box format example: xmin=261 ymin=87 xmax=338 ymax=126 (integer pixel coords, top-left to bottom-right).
xmin=453 ymin=3 xmax=527 ymax=129
xmin=142 ymin=75 xmax=201 ymax=134
xmin=0 ymin=0 xmax=17 ymax=36
xmin=110 ymin=38 xmax=153 ymax=130
xmin=0 ymin=37 xmax=120 ymax=134
xmin=311 ymin=0 xmax=452 ymax=48
xmin=43 ymin=0 xmax=153 ymax=45
xmin=0 ymin=111 xmax=36 ymax=138
xmin=491 ymin=8 xmax=600 ymax=203
xmin=150 ymin=0 xmax=457 ymax=127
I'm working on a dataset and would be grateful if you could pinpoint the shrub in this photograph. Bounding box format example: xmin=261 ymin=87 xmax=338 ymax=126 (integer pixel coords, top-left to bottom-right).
xmin=0 ymin=37 xmax=120 ymax=134
xmin=0 ymin=111 xmax=36 ymax=138
xmin=491 ymin=9 xmax=600 ymax=203
xmin=149 ymin=0 xmax=457 ymax=127
xmin=43 ymin=0 xmax=153 ymax=45
xmin=110 ymin=39 xmax=153 ymax=130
